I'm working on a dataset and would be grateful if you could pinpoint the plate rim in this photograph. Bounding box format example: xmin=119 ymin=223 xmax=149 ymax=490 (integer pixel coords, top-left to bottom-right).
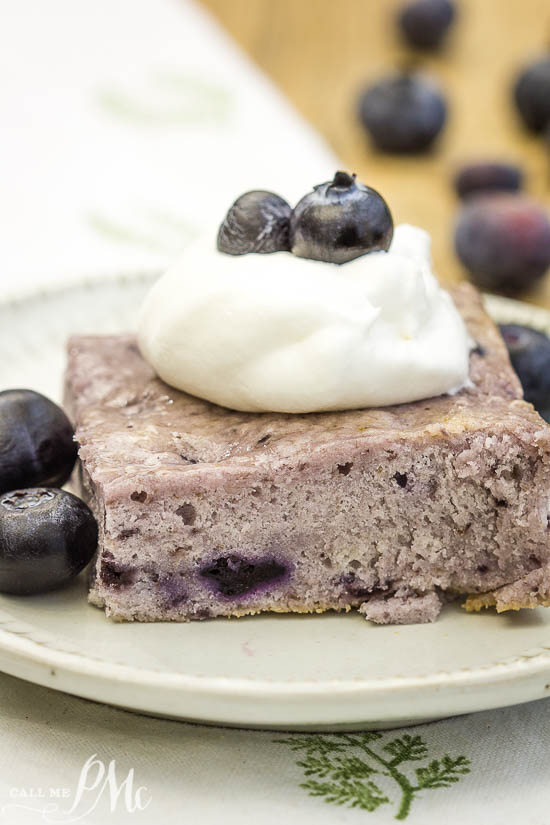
xmin=2 ymin=273 xmax=550 ymax=725
xmin=1 ymin=606 xmax=550 ymax=694
xmin=0 ymin=269 xmax=160 ymax=307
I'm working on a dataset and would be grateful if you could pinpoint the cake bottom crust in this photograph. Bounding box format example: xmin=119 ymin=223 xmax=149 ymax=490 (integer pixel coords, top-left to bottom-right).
xmin=464 ymin=564 xmax=550 ymax=614
xmin=87 ymin=571 xmax=550 ymax=626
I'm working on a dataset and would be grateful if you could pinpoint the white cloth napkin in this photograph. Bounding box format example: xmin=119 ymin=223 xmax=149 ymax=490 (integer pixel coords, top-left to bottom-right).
xmin=0 ymin=0 xmax=337 ymax=297
xmin=0 ymin=672 xmax=549 ymax=825
xmin=0 ymin=1 xmax=549 ymax=823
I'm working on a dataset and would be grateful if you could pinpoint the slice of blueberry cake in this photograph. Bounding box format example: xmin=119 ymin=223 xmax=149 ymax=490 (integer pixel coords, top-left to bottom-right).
xmin=64 ymin=284 xmax=550 ymax=624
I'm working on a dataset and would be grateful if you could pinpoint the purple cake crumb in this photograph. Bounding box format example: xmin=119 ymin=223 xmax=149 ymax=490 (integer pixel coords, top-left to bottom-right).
xmin=360 ymin=591 xmax=443 ymax=624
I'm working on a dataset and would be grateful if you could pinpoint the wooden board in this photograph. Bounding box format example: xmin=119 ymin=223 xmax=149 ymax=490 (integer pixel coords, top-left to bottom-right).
xmin=202 ymin=0 xmax=550 ymax=306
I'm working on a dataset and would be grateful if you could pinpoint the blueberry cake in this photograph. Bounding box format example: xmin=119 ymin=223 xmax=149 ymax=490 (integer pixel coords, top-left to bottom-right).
xmin=65 ymin=283 xmax=550 ymax=624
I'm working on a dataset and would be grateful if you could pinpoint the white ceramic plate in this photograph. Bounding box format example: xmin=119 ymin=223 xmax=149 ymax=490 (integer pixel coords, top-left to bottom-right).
xmin=1 ymin=276 xmax=550 ymax=731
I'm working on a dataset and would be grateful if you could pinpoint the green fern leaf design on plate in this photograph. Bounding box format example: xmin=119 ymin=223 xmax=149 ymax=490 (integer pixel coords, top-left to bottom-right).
xmin=276 ymin=732 xmax=471 ymax=820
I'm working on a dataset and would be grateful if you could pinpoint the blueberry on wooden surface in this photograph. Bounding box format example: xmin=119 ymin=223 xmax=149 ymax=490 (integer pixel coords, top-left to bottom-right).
xmin=0 ymin=389 xmax=77 ymax=495
xmin=454 ymin=195 xmax=550 ymax=293
xmin=514 ymin=54 xmax=550 ymax=133
xmin=398 ymin=0 xmax=456 ymax=50
xmin=0 ymin=488 xmax=97 ymax=595
xmin=289 ymin=171 xmax=393 ymax=264
xmin=358 ymin=71 xmax=447 ymax=153
xmin=454 ymin=162 xmax=523 ymax=200
xmin=217 ymin=190 xmax=291 ymax=255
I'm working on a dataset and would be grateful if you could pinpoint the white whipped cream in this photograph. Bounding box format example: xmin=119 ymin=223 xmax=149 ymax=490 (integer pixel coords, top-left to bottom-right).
xmin=138 ymin=224 xmax=472 ymax=413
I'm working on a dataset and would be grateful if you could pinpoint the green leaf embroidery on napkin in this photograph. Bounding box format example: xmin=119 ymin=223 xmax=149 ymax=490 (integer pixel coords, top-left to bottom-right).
xmin=276 ymin=732 xmax=471 ymax=820
xmin=96 ymin=71 xmax=232 ymax=126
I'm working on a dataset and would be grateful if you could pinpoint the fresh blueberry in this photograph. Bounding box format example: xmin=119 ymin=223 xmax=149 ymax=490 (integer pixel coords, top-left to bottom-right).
xmin=289 ymin=171 xmax=393 ymax=264
xmin=454 ymin=195 xmax=550 ymax=293
xmin=0 ymin=390 xmax=77 ymax=495
xmin=398 ymin=0 xmax=456 ymax=50
xmin=454 ymin=162 xmax=523 ymax=200
xmin=358 ymin=71 xmax=447 ymax=153
xmin=514 ymin=54 xmax=550 ymax=133
xmin=217 ymin=191 xmax=291 ymax=255
xmin=0 ymin=488 xmax=97 ymax=595
xmin=200 ymin=554 xmax=288 ymax=598
xmin=499 ymin=324 xmax=550 ymax=419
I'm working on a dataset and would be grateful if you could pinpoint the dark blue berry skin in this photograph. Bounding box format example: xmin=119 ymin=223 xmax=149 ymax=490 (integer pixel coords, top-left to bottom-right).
xmin=0 ymin=488 xmax=97 ymax=595
xmin=289 ymin=171 xmax=393 ymax=264
xmin=499 ymin=324 xmax=550 ymax=420
xmin=454 ymin=162 xmax=523 ymax=200
xmin=358 ymin=72 xmax=447 ymax=153
xmin=200 ymin=554 xmax=288 ymax=598
xmin=217 ymin=191 xmax=291 ymax=255
xmin=514 ymin=55 xmax=550 ymax=133
xmin=454 ymin=195 xmax=550 ymax=293
xmin=0 ymin=390 xmax=77 ymax=495
xmin=398 ymin=0 xmax=456 ymax=50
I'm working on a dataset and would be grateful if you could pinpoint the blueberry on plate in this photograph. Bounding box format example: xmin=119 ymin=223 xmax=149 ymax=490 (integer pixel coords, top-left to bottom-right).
xmin=289 ymin=171 xmax=393 ymax=264
xmin=499 ymin=324 xmax=550 ymax=420
xmin=217 ymin=190 xmax=291 ymax=255
xmin=398 ymin=0 xmax=456 ymax=50
xmin=454 ymin=162 xmax=523 ymax=200
xmin=0 ymin=488 xmax=97 ymax=595
xmin=0 ymin=389 xmax=77 ymax=495
xmin=358 ymin=71 xmax=447 ymax=153
xmin=454 ymin=195 xmax=550 ymax=293
xmin=514 ymin=53 xmax=550 ymax=133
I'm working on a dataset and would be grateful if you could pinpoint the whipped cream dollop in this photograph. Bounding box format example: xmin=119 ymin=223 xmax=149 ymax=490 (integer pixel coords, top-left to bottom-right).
xmin=138 ymin=224 xmax=472 ymax=413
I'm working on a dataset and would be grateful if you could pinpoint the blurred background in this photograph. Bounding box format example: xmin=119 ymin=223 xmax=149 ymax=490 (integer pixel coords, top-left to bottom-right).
xmin=2 ymin=0 xmax=550 ymax=304
xmin=204 ymin=0 xmax=550 ymax=301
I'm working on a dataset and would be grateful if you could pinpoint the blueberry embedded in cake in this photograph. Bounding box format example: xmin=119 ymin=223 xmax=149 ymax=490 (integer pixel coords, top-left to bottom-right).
xmin=65 ymin=285 xmax=550 ymax=624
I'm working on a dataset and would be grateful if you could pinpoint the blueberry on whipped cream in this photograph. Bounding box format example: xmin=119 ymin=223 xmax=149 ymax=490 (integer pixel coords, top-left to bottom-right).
xmin=217 ymin=190 xmax=291 ymax=255
xmin=289 ymin=171 xmax=393 ymax=264
xmin=139 ymin=171 xmax=472 ymax=413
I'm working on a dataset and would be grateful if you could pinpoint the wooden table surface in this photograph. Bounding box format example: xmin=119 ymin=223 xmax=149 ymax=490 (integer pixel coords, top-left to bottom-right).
xmin=203 ymin=0 xmax=550 ymax=306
